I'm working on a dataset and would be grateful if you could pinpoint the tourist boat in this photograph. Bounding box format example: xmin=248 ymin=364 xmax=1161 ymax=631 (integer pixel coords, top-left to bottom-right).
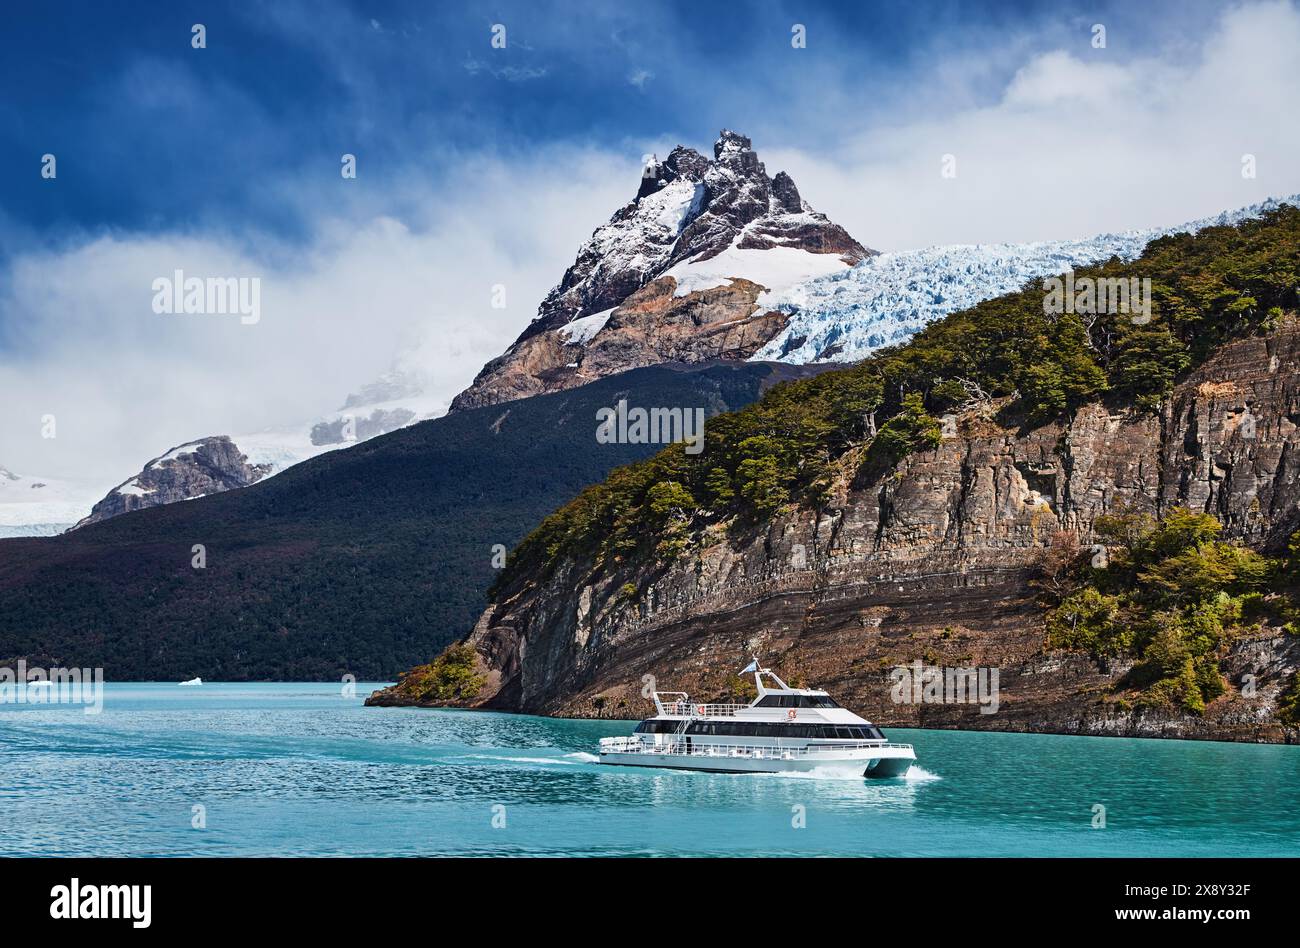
xmin=598 ymin=661 xmax=916 ymax=778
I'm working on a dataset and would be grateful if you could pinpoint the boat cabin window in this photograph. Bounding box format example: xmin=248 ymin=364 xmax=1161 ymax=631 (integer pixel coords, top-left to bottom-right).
xmin=684 ymin=722 xmax=884 ymax=740
xmin=756 ymin=694 xmax=840 ymax=709
xmin=634 ymin=720 xmax=682 ymax=734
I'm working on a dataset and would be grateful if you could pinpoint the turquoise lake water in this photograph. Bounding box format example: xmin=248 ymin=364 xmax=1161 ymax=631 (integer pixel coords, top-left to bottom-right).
xmin=2 ymin=682 xmax=1297 ymax=857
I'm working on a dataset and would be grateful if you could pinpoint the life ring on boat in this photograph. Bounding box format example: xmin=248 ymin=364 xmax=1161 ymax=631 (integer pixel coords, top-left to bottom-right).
xmin=787 ymin=708 xmax=797 ymax=720
xmin=697 ymin=704 xmax=707 ymax=715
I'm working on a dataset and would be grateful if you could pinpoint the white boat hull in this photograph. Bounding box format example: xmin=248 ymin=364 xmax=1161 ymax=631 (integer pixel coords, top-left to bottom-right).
xmin=599 ymin=746 xmax=915 ymax=778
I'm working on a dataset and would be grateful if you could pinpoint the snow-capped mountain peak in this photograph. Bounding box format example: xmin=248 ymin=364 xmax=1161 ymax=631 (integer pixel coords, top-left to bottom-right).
xmin=451 ymin=129 xmax=870 ymax=411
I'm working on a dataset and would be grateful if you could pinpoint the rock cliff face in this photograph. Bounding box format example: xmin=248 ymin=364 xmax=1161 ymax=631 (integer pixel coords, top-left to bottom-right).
xmin=373 ymin=325 xmax=1300 ymax=743
xmin=74 ymin=437 xmax=272 ymax=528
xmin=450 ymin=131 xmax=871 ymax=411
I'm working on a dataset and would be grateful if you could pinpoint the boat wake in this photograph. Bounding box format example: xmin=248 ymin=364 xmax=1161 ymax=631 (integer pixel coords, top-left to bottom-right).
xmin=460 ymin=751 xmax=598 ymax=767
xmin=904 ymin=765 xmax=941 ymax=782
xmin=763 ymin=763 xmax=940 ymax=783
xmin=778 ymin=768 xmax=872 ymax=782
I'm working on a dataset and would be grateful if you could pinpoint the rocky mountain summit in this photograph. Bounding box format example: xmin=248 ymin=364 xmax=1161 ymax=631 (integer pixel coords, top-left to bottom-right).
xmin=74 ymin=437 xmax=273 ymax=528
xmin=451 ymin=130 xmax=871 ymax=410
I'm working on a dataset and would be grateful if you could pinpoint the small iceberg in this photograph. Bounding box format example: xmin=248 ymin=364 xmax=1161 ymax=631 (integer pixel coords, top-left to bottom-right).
xmin=178 ymin=677 xmax=203 ymax=687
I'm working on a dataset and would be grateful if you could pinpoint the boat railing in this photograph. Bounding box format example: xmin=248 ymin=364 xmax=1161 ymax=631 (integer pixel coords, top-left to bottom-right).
xmin=655 ymin=697 xmax=750 ymax=717
xmin=599 ymin=736 xmax=913 ymax=759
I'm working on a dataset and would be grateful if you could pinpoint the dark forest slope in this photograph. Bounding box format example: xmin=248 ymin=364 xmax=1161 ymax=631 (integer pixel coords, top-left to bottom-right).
xmin=0 ymin=361 xmax=816 ymax=679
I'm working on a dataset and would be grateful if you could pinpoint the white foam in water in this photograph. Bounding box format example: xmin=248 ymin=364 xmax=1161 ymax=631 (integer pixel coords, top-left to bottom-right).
xmin=760 ymin=766 xmax=882 ymax=781
xmin=565 ymin=752 xmax=599 ymax=763
xmin=766 ymin=764 xmax=941 ymax=782
xmin=461 ymin=753 xmax=593 ymax=767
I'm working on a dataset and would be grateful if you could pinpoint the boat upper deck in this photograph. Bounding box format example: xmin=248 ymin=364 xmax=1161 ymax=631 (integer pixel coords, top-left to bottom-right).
xmin=650 ymin=670 xmax=876 ymax=728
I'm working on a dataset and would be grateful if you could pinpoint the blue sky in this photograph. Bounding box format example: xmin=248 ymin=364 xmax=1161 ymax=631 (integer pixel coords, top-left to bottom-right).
xmin=3 ymin=0 xmax=1299 ymax=488
xmin=0 ymin=0 xmax=1234 ymax=249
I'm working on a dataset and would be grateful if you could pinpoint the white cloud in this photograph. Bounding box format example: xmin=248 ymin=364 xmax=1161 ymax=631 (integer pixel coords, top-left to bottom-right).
xmin=767 ymin=0 xmax=1300 ymax=249
xmin=462 ymin=55 xmax=549 ymax=81
xmin=0 ymin=148 xmax=632 ymax=485
xmin=1002 ymin=51 xmax=1137 ymax=107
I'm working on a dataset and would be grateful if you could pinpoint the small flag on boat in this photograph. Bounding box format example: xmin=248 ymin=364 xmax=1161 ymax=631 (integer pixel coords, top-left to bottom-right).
xmin=741 ymin=660 xmax=758 ymax=674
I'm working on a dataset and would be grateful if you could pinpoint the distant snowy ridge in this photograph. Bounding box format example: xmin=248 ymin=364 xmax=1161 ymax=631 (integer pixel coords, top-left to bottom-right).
xmin=754 ymin=194 xmax=1300 ymax=365
xmin=1 ymin=378 xmax=450 ymax=536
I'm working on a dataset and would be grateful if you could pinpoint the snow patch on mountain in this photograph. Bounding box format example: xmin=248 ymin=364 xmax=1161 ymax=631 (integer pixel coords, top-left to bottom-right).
xmin=664 ymin=245 xmax=852 ymax=309
xmin=556 ymin=308 xmax=614 ymax=346
xmin=755 ymin=194 xmax=1300 ymax=365
xmin=236 ymin=388 xmax=449 ymax=472
xmin=582 ymin=177 xmax=700 ymax=290
xmin=148 ymin=442 xmax=205 ymax=470
xmin=0 ymin=467 xmax=103 ymax=537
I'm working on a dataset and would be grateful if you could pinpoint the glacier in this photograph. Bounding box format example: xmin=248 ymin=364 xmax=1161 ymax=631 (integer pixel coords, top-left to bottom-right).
xmin=754 ymin=195 xmax=1300 ymax=365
